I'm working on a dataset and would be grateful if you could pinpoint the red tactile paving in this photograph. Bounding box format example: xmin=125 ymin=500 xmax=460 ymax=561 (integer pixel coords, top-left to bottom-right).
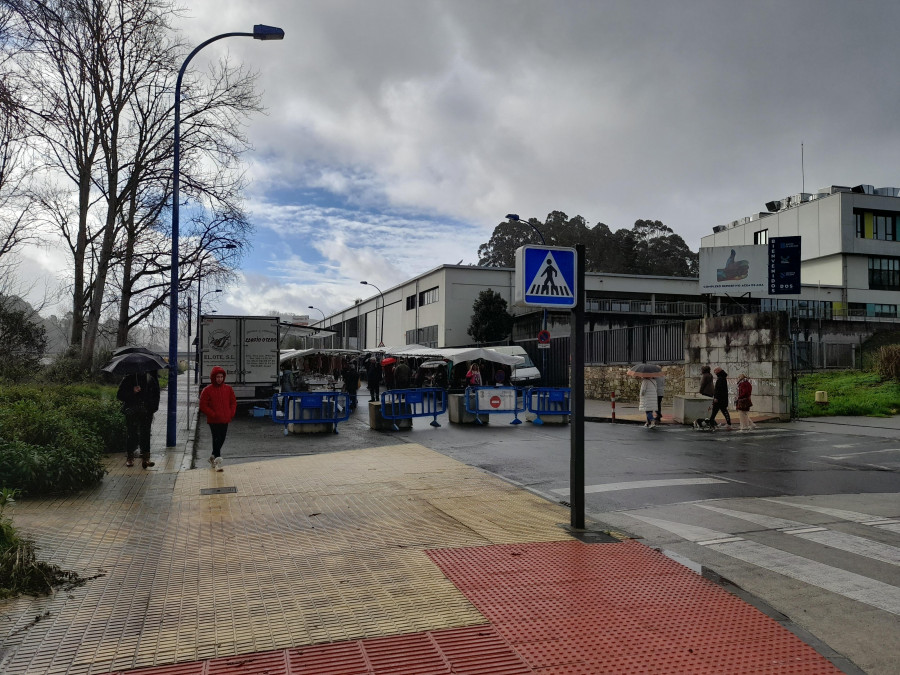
xmin=115 ymin=539 xmax=843 ymax=675
xmin=427 ymin=539 xmax=843 ymax=674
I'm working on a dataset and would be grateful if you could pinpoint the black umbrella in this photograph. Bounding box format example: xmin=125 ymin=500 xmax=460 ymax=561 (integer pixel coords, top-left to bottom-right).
xmin=102 ymin=351 xmax=167 ymax=375
xmin=112 ymin=345 xmax=159 ymax=357
xmin=627 ymin=363 xmax=663 ymax=378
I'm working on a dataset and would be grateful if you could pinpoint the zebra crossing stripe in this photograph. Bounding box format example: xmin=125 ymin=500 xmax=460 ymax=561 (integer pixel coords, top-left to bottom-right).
xmin=628 ymin=513 xmax=900 ymax=615
xmin=695 ymin=504 xmax=900 ymax=567
xmin=761 ymin=499 xmax=900 ymax=532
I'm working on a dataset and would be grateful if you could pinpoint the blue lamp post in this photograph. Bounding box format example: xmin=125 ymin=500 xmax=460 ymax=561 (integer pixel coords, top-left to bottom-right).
xmin=167 ymin=24 xmax=285 ymax=448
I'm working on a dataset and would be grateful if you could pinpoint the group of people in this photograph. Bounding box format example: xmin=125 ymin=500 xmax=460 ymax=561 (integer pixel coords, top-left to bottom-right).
xmin=118 ymin=365 xmax=237 ymax=472
xmin=637 ymin=366 xmax=757 ymax=431
xmin=699 ymin=365 xmax=757 ymax=432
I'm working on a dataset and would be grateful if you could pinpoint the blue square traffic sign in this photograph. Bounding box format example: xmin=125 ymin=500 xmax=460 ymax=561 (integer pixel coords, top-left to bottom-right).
xmin=514 ymin=245 xmax=578 ymax=308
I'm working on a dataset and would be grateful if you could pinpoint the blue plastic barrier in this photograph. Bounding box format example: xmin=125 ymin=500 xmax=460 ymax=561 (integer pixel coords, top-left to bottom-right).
xmin=463 ymin=386 xmax=526 ymax=425
xmin=381 ymin=388 xmax=447 ymax=430
xmin=526 ymin=387 xmax=571 ymax=425
xmin=271 ymin=391 xmax=350 ymax=435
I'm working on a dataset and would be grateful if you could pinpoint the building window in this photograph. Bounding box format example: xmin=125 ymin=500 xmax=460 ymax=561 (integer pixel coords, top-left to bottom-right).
xmin=406 ymin=295 xmax=416 ymax=311
xmin=849 ymin=302 xmax=898 ymax=318
xmin=419 ymin=286 xmax=439 ymax=306
xmin=868 ymin=256 xmax=900 ymax=290
xmin=406 ymin=325 xmax=438 ymax=347
xmin=753 ymin=229 xmax=768 ymax=245
xmin=854 ymin=209 xmax=898 ymax=241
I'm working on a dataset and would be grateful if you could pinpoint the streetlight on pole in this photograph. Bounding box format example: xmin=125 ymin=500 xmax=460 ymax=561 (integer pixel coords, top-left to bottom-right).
xmin=506 ymin=214 xmax=549 ymax=384
xmin=195 ymin=243 xmax=237 ymax=384
xmin=308 ymin=305 xmax=326 ymax=347
xmin=167 ymin=24 xmax=284 ymax=448
xmin=195 ymin=287 xmax=222 ymax=379
xmin=359 ymin=281 xmax=384 ymax=347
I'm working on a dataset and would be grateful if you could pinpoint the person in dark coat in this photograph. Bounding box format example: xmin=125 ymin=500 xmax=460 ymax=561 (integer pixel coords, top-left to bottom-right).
xmin=341 ymin=362 xmax=359 ymax=412
xmin=708 ymin=367 xmax=732 ymax=429
xmin=117 ymin=371 xmax=161 ymax=468
xmin=366 ymin=358 xmax=382 ymax=402
xmin=393 ymin=359 xmax=411 ymax=389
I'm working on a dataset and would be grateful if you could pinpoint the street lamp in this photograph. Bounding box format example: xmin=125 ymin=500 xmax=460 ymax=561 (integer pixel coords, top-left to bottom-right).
xmin=195 ymin=243 xmax=237 ymax=383
xmin=308 ymin=305 xmax=326 ymax=347
xmin=360 ymin=281 xmax=384 ymax=347
xmin=167 ymin=24 xmax=285 ymax=447
xmin=195 ymin=288 xmax=222 ymax=381
xmin=506 ymin=213 xmax=548 ymax=384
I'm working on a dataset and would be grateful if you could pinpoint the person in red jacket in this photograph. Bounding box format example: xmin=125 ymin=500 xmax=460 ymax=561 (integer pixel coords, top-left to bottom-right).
xmin=199 ymin=366 xmax=237 ymax=471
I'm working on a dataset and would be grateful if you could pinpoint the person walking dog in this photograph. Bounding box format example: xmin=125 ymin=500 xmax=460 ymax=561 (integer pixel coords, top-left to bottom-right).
xmin=709 ymin=367 xmax=732 ymax=430
xmin=735 ymin=373 xmax=757 ymax=431
xmin=199 ymin=366 xmax=237 ymax=471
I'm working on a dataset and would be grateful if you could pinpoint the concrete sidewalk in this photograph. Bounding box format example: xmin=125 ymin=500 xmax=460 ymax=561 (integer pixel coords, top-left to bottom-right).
xmin=0 ymin=374 xmax=846 ymax=674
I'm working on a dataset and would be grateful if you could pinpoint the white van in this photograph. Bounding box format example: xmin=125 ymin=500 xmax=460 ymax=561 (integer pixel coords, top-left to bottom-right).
xmin=485 ymin=345 xmax=541 ymax=385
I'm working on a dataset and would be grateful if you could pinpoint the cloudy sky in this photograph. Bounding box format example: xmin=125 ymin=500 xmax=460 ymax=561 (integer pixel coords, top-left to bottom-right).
xmin=19 ymin=0 xmax=900 ymax=320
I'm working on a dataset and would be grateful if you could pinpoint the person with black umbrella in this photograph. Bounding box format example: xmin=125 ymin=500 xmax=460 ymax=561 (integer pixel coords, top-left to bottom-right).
xmin=116 ymin=371 xmax=161 ymax=468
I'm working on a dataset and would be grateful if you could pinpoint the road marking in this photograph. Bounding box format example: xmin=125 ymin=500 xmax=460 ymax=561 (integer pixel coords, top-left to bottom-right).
xmin=695 ymin=504 xmax=900 ymax=566
xmin=761 ymin=499 xmax=900 ymax=532
xmin=824 ymin=448 xmax=900 ymax=460
xmin=552 ymin=477 xmax=726 ymax=496
xmin=628 ymin=514 xmax=900 ymax=615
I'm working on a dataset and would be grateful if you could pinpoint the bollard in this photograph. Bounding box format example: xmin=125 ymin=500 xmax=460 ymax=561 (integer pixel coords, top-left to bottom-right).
xmin=610 ymin=391 xmax=616 ymax=422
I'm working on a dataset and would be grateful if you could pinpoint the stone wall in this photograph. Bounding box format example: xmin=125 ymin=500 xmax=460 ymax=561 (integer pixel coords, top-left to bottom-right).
xmin=684 ymin=312 xmax=791 ymax=417
xmin=585 ymin=364 xmax=684 ymax=404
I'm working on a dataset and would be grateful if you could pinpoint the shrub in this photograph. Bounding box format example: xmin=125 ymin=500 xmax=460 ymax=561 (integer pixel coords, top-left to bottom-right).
xmin=0 ymin=395 xmax=109 ymax=496
xmin=875 ymin=345 xmax=900 ymax=381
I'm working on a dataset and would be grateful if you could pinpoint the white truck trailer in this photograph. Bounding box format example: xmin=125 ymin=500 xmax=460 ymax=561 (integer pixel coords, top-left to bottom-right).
xmin=199 ymin=315 xmax=280 ymax=404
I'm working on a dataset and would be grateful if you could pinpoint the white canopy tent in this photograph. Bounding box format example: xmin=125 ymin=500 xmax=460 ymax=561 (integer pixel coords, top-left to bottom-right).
xmin=382 ymin=345 xmax=524 ymax=366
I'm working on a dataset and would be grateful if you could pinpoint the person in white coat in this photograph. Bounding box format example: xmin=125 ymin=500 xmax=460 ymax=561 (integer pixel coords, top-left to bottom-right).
xmin=639 ymin=377 xmax=659 ymax=428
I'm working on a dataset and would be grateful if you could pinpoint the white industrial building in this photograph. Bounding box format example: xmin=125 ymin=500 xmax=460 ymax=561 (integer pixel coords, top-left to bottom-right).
xmin=308 ymin=265 xmax=702 ymax=351
xmin=701 ymin=184 xmax=900 ymax=319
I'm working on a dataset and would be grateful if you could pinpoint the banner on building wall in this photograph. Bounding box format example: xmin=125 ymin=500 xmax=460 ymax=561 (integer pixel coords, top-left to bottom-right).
xmin=700 ymin=238 xmax=802 ymax=296
xmin=699 ymin=245 xmax=767 ymax=293
xmin=767 ymin=236 xmax=801 ymax=295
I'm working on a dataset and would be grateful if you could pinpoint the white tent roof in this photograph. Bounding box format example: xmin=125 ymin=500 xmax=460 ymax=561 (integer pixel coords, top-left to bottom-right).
xmin=383 ymin=345 xmax=523 ymax=366
xmin=280 ymin=348 xmax=362 ymax=366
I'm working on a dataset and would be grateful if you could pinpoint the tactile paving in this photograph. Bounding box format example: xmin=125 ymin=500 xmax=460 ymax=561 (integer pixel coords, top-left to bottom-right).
xmin=427 ymin=539 xmax=843 ymax=675
xmin=0 ymin=443 xmax=567 ymax=674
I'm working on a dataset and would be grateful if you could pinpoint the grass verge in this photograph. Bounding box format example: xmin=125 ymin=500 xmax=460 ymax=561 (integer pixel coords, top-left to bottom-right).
xmin=797 ymin=371 xmax=900 ymax=417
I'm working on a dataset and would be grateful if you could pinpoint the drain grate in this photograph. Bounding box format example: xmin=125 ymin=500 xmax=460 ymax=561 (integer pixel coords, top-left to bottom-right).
xmin=200 ymin=486 xmax=237 ymax=495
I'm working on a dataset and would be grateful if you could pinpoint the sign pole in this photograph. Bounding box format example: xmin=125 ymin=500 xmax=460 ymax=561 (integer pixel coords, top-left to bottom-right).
xmin=570 ymin=244 xmax=585 ymax=529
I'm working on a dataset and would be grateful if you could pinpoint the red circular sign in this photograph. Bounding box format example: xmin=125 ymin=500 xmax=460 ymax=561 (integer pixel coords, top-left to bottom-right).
xmin=490 ymin=395 xmax=502 ymax=408
xmin=537 ymin=330 xmax=551 ymax=344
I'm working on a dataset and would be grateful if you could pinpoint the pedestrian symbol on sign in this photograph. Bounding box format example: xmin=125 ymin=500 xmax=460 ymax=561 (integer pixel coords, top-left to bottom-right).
xmin=527 ymin=252 xmax=572 ymax=298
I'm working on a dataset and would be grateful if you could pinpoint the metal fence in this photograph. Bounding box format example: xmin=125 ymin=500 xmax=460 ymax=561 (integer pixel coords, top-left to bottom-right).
xmin=794 ymin=341 xmax=858 ymax=370
xmin=517 ymin=321 xmax=686 ymax=387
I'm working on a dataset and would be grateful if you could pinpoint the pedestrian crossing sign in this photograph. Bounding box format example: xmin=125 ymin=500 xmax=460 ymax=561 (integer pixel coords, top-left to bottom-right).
xmin=514 ymin=245 xmax=578 ymax=308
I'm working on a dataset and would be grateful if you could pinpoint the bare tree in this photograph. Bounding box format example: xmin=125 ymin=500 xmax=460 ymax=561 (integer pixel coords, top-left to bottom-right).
xmin=7 ymin=0 xmax=260 ymax=365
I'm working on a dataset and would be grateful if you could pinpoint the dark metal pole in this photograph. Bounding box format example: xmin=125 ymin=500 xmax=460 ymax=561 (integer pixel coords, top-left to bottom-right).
xmin=570 ymin=244 xmax=586 ymax=529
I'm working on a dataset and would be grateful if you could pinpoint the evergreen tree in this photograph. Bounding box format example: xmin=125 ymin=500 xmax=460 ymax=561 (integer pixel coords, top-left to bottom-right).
xmin=467 ymin=289 xmax=513 ymax=344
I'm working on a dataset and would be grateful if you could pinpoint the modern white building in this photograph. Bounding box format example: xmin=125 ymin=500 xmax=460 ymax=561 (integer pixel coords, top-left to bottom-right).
xmin=701 ymin=184 xmax=900 ymax=319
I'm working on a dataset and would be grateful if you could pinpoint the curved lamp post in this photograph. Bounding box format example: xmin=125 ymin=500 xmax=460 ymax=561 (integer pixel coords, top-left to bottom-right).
xmin=506 ymin=213 xmax=549 ymax=384
xmin=195 ymin=243 xmax=237 ymax=384
xmin=167 ymin=24 xmax=285 ymax=448
xmin=360 ymin=280 xmax=384 ymax=347
xmin=308 ymin=305 xmax=327 ymax=347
